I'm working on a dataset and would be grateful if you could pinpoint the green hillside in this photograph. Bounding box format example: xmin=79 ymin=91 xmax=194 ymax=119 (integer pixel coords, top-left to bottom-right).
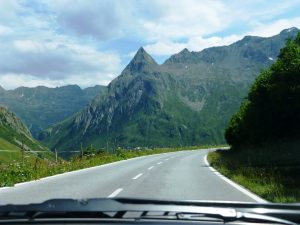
xmin=0 ymin=85 xmax=106 ymax=137
xmin=0 ymin=106 xmax=54 ymax=163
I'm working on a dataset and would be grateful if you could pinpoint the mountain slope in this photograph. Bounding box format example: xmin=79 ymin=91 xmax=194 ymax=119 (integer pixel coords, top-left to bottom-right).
xmin=0 ymin=106 xmax=53 ymax=163
xmin=0 ymin=85 xmax=106 ymax=137
xmin=40 ymin=28 xmax=299 ymax=157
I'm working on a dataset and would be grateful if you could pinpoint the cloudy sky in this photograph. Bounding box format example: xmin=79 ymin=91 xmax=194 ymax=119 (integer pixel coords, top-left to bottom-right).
xmin=0 ymin=0 xmax=299 ymax=89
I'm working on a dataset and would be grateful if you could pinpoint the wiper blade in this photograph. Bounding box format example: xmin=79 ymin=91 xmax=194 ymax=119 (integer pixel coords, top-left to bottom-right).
xmin=140 ymin=211 xmax=297 ymax=225
xmin=0 ymin=201 xmax=237 ymax=220
xmin=237 ymin=212 xmax=297 ymax=225
xmin=136 ymin=207 xmax=236 ymax=223
xmin=1 ymin=198 xmax=300 ymax=224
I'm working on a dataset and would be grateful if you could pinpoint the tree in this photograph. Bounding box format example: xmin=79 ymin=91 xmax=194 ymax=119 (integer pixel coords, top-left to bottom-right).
xmin=225 ymin=32 xmax=300 ymax=147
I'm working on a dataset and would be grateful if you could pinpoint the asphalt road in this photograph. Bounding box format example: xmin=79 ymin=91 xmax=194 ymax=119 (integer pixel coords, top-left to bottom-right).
xmin=0 ymin=149 xmax=265 ymax=205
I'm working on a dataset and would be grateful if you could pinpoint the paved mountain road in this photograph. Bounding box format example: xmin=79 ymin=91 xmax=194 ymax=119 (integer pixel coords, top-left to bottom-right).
xmin=0 ymin=149 xmax=265 ymax=204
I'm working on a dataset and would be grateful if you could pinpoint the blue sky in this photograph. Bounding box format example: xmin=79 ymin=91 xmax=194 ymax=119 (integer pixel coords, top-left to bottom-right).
xmin=0 ymin=0 xmax=299 ymax=89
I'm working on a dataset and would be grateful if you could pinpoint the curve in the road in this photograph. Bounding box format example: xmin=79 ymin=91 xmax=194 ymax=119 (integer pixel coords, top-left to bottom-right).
xmin=0 ymin=149 xmax=266 ymax=204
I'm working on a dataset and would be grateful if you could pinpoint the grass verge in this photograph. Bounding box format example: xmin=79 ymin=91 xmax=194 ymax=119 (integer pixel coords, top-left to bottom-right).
xmin=208 ymin=140 xmax=300 ymax=203
xmin=0 ymin=145 xmax=225 ymax=187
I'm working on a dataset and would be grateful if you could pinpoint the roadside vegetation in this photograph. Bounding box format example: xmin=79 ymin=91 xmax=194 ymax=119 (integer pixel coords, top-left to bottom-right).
xmin=0 ymin=145 xmax=224 ymax=187
xmin=209 ymin=32 xmax=300 ymax=203
xmin=208 ymin=139 xmax=300 ymax=202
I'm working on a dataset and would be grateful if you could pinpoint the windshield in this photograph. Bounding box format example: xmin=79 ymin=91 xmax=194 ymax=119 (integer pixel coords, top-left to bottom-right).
xmin=0 ymin=0 xmax=299 ymax=207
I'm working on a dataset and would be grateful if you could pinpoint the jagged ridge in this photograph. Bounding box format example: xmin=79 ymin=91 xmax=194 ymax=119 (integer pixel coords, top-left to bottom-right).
xmin=39 ymin=28 xmax=299 ymax=157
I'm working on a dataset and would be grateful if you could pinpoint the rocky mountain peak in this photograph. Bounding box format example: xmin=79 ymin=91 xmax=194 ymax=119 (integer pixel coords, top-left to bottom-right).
xmin=280 ymin=27 xmax=299 ymax=34
xmin=38 ymin=28 xmax=300 ymax=155
xmin=180 ymin=48 xmax=190 ymax=54
xmin=124 ymin=47 xmax=157 ymax=72
xmin=163 ymin=47 xmax=194 ymax=65
xmin=237 ymin=35 xmax=263 ymax=45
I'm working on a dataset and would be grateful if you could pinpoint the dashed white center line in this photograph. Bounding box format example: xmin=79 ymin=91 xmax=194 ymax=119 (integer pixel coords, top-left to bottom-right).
xmin=157 ymin=161 xmax=162 ymax=165
xmin=148 ymin=166 xmax=154 ymax=170
xmin=165 ymin=158 xmax=169 ymax=161
xmin=132 ymin=173 xmax=143 ymax=180
xmin=108 ymin=188 xmax=123 ymax=198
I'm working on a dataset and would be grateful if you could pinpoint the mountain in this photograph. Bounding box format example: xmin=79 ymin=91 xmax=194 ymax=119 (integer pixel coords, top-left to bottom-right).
xmin=0 ymin=106 xmax=53 ymax=163
xmin=39 ymin=28 xmax=299 ymax=157
xmin=0 ymin=85 xmax=106 ymax=137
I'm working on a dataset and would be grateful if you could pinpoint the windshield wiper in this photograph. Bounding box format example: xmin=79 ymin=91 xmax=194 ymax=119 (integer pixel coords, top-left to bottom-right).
xmin=141 ymin=211 xmax=296 ymax=224
xmin=138 ymin=211 xmax=297 ymax=224
xmin=1 ymin=209 xmax=296 ymax=225
xmin=0 ymin=198 xmax=300 ymax=224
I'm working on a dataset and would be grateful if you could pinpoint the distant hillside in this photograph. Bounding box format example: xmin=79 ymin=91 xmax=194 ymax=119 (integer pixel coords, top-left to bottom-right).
xmin=0 ymin=85 xmax=106 ymax=137
xmin=0 ymin=106 xmax=53 ymax=163
xmin=39 ymin=28 xmax=299 ymax=157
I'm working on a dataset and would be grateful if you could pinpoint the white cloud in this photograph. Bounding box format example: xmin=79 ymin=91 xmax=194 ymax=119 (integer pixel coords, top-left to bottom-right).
xmin=0 ymin=24 xmax=12 ymax=36
xmin=187 ymin=35 xmax=242 ymax=51
xmin=144 ymin=14 xmax=300 ymax=57
xmin=135 ymin=0 xmax=300 ymax=56
xmin=0 ymin=0 xmax=21 ymax=22
xmin=0 ymin=38 xmax=122 ymax=88
xmin=0 ymin=72 xmax=115 ymax=90
xmin=0 ymin=0 xmax=125 ymax=89
xmin=0 ymin=73 xmax=64 ymax=89
xmin=144 ymin=35 xmax=242 ymax=56
xmin=44 ymin=0 xmax=134 ymax=40
xmin=144 ymin=41 xmax=186 ymax=56
xmin=136 ymin=0 xmax=230 ymax=41
xmin=13 ymin=40 xmax=45 ymax=53
xmin=248 ymin=17 xmax=300 ymax=37
xmin=0 ymin=0 xmax=300 ymax=88
xmin=42 ymin=0 xmax=232 ymax=42
xmin=230 ymin=0 xmax=300 ymax=22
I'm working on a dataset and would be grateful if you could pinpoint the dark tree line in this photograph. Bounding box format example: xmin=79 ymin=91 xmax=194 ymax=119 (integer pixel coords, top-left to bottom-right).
xmin=225 ymin=32 xmax=300 ymax=147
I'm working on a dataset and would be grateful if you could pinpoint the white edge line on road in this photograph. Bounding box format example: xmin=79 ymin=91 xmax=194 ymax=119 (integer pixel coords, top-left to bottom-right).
xmin=108 ymin=188 xmax=123 ymax=198
xmin=8 ymin=153 xmax=163 ymax=188
xmin=0 ymin=148 xmax=213 ymax=191
xmin=157 ymin=162 xmax=162 ymax=165
xmin=14 ymin=182 xmax=29 ymax=187
xmin=13 ymin=179 xmax=41 ymax=187
xmin=148 ymin=166 xmax=154 ymax=170
xmin=204 ymin=154 xmax=267 ymax=203
xmin=132 ymin=173 xmax=143 ymax=180
xmin=16 ymin=150 xmax=183 ymax=184
xmin=0 ymin=187 xmax=10 ymax=191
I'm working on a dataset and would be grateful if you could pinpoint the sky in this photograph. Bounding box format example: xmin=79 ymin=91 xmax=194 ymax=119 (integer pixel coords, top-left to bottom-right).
xmin=0 ymin=0 xmax=299 ymax=89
